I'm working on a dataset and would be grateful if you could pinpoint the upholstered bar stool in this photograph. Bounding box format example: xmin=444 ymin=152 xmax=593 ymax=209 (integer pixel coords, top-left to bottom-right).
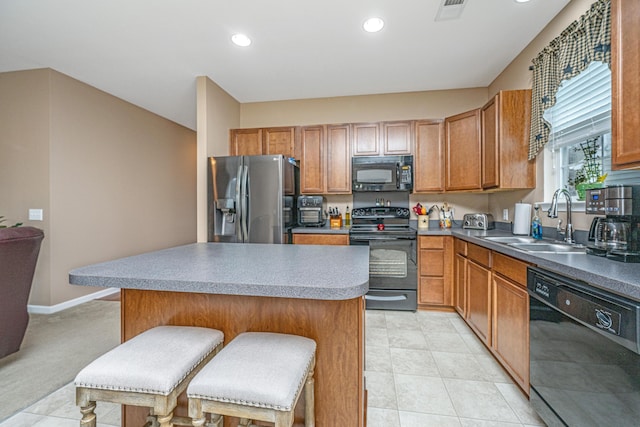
xmin=187 ymin=332 xmax=316 ymax=427
xmin=75 ymin=326 xmax=224 ymax=427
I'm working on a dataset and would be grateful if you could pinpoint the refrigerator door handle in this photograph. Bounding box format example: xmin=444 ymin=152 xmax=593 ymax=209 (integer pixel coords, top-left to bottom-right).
xmin=241 ymin=165 xmax=249 ymax=242
xmin=235 ymin=164 xmax=243 ymax=242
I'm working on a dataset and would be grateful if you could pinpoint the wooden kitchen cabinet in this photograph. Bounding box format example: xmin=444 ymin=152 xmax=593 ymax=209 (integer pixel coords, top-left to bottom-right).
xmin=299 ymin=124 xmax=351 ymax=194
xmin=230 ymin=128 xmax=263 ymax=155
xmin=263 ymin=127 xmax=296 ymax=159
xmin=492 ymin=253 xmax=530 ymax=393
xmin=293 ymin=234 xmax=349 ymax=245
xmin=418 ymin=236 xmax=453 ymax=308
xmin=611 ymin=0 xmax=640 ymax=170
xmin=352 ymin=123 xmax=380 ymax=156
xmin=413 ymin=120 xmax=445 ymax=192
xmin=453 ymin=238 xmax=468 ymax=316
xmin=481 ymin=90 xmax=535 ymax=190
xmin=229 ymin=127 xmax=295 ymax=158
xmin=466 ymin=243 xmax=492 ymax=346
xmin=445 ymin=109 xmax=482 ymax=191
xmin=382 ymin=121 xmax=413 ymax=155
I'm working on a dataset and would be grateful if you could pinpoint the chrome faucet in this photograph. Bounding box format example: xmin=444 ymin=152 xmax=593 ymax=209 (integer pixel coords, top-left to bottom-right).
xmin=548 ymin=188 xmax=574 ymax=244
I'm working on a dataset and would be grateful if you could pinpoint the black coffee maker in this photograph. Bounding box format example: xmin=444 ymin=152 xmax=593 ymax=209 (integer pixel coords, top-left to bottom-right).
xmin=586 ymin=185 xmax=640 ymax=262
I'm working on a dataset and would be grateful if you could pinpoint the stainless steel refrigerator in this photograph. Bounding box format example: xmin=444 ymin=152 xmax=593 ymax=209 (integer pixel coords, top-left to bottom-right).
xmin=208 ymin=155 xmax=299 ymax=244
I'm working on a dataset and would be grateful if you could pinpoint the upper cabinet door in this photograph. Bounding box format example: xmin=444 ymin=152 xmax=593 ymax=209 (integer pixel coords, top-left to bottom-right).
xmin=230 ymin=128 xmax=263 ymax=156
xmin=612 ymin=0 xmax=640 ymax=170
xmin=263 ymin=127 xmax=296 ymax=159
xmin=481 ymin=90 xmax=535 ymax=190
xmin=382 ymin=121 xmax=412 ymax=155
xmin=414 ymin=120 xmax=444 ymax=192
xmin=445 ymin=109 xmax=482 ymax=191
xmin=352 ymin=123 xmax=380 ymax=156
xmin=326 ymin=124 xmax=351 ymax=193
xmin=481 ymin=96 xmax=499 ymax=189
xmin=299 ymin=125 xmax=325 ymax=194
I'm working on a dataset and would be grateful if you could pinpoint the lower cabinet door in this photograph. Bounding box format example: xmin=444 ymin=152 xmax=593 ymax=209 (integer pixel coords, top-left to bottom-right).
xmin=454 ymin=253 xmax=467 ymax=316
xmin=466 ymin=260 xmax=491 ymax=346
xmin=492 ymin=274 xmax=529 ymax=392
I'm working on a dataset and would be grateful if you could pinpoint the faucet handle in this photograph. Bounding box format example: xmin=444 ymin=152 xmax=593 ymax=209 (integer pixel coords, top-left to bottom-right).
xmin=556 ymin=219 xmax=565 ymax=234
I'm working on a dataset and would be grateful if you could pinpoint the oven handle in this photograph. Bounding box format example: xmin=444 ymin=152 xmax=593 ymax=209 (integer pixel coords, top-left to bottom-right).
xmin=365 ymin=295 xmax=408 ymax=302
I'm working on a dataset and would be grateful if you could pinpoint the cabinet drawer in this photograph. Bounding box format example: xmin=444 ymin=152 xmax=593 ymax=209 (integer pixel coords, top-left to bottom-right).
xmin=420 ymin=236 xmax=444 ymax=249
xmin=454 ymin=238 xmax=467 ymax=256
xmin=293 ymin=234 xmax=348 ymax=245
xmin=420 ymin=250 xmax=444 ymax=276
xmin=493 ymin=252 xmax=530 ymax=287
xmin=468 ymin=243 xmax=491 ymax=267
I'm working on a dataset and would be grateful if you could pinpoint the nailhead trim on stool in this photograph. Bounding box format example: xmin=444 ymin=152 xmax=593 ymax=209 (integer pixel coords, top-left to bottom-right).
xmin=187 ymin=332 xmax=316 ymax=427
xmin=75 ymin=326 xmax=224 ymax=427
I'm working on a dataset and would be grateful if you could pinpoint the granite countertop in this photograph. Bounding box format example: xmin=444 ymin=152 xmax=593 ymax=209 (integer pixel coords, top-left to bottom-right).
xmin=419 ymin=227 xmax=640 ymax=302
xmin=69 ymin=243 xmax=369 ymax=300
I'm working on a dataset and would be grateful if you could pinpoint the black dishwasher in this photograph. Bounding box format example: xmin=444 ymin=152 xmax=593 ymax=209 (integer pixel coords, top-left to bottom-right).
xmin=527 ymin=266 xmax=640 ymax=426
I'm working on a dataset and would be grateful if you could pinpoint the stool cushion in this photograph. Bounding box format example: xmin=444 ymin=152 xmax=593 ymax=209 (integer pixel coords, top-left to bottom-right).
xmin=75 ymin=326 xmax=224 ymax=396
xmin=187 ymin=332 xmax=316 ymax=411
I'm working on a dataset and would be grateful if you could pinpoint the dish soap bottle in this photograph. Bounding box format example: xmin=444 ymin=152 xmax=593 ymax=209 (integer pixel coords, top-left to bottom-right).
xmin=531 ymin=204 xmax=543 ymax=240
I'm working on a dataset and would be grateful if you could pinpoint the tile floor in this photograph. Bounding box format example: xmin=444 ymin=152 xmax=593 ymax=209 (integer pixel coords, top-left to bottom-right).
xmin=0 ymin=310 xmax=545 ymax=427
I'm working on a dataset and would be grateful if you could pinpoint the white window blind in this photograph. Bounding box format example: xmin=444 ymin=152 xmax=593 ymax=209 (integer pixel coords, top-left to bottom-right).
xmin=544 ymin=61 xmax=640 ymax=191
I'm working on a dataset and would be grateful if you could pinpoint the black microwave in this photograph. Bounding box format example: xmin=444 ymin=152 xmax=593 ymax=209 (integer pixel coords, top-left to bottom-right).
xmin=352 ymin=155 xmax=413 ymax=192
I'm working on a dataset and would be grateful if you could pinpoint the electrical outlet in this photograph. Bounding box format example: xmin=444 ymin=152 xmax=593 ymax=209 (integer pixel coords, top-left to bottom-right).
xmin=502 ymin=208 xmax=509 ymax=221
xmin=29 ymin=209 xmax=43 ymax=221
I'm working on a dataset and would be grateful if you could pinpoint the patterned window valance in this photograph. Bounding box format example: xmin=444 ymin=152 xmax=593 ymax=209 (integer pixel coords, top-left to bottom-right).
xmin=528 ymin=0 xmax=611 ymax=160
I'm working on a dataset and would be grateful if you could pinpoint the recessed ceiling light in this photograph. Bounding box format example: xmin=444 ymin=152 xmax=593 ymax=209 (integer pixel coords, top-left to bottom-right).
xmin=231 ymin=33 xmax=251 ymax=47
xmin=363 ymin=17 xmax=384 ymax=33
xmin=515 ymin=0 xmax=531 ymax=3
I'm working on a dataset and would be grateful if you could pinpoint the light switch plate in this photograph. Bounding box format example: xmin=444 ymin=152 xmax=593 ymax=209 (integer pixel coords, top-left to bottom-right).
xmin=29 ymin=209 xmax=43 ymax=221
xmin=502 ymin=208 xmax=509 ymax=221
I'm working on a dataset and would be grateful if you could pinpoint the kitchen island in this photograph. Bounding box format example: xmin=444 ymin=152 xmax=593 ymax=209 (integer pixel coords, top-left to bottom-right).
xmin=70 ymin=243 xmax=369 ymax=427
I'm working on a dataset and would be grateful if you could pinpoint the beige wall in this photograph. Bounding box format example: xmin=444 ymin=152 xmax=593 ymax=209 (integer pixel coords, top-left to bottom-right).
xmin=239 ymin=88 xmax=488 ymax=128
xmin=487 ymin=0 xmax=597 ymax=232
xmin=0 ymin=69 xmax=52 ymax=304
xmin=1 ymin=69 xmax=197 ymax=307
xmin=196 ymin=76 xmax=241 ymax=242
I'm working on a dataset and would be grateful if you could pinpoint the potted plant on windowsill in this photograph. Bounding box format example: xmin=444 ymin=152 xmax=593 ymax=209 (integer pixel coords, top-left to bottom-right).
xmin=568 ymin=137 xmax=607 ymax=200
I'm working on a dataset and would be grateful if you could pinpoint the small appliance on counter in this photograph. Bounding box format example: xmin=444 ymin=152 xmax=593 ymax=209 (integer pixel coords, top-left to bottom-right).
xmin=585 ymin=185 xmax=640 ymax=262
xmin=297 ymin=195 xmax=325 ymax=227
xmin=462 ymin=213 xmax=494 ymax=230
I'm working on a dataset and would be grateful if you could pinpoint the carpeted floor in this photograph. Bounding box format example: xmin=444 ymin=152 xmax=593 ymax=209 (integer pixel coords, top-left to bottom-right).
xmin=0 ymin=299 xmax=120 ymax=422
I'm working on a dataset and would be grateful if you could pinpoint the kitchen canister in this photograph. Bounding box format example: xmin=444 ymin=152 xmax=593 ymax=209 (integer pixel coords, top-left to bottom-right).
xmin=513 ymin=203 xmax=532 ymax=235
xmin=418 ymin=215 xmax=429 ymax=229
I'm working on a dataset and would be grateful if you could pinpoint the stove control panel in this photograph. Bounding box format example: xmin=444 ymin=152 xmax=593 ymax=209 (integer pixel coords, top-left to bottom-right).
xmin=352 ymin=207 xmax=410 ymax=218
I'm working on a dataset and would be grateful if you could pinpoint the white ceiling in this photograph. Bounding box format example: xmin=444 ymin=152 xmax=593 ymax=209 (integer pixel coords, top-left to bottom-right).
xmin=0 ymin=0 xmax=570 ymax=130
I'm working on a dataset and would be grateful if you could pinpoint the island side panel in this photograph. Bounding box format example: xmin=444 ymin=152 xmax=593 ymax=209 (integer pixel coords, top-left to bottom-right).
xmin=121 ymin=289 xmax=365 ymax=427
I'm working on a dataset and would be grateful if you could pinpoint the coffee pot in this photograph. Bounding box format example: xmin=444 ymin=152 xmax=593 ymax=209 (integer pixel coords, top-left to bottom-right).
xmin=586 ymin=185 xmax=640 ymax=262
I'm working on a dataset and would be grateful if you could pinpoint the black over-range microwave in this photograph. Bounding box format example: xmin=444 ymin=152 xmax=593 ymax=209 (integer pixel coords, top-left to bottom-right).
xmin=352 ymin=155 xmax=413 ymax=192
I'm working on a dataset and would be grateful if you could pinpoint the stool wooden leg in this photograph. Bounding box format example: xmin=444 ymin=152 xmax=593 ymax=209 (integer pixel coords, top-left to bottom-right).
xmin=79 ymin=401 xmax=97 ymax=427
xmin=305 ymin=366 xmax=315 ymax=427
xmin=207 ymin=414 xmax=223 ymax=427
xmin=157 ymin=411 xmax=173 ymax=427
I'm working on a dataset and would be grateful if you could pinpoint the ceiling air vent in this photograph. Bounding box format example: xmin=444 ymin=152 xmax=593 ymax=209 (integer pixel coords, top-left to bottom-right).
xmin=435 ymin=0 xmax=468 ymax=21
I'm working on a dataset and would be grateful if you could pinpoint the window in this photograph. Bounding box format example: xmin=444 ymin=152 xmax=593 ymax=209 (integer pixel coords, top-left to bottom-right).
xmin=544 ymin=61 xmax=640 ymax=201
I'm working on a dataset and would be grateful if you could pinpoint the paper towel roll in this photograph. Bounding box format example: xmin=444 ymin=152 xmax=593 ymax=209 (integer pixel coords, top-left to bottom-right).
xmin=513 ymin=203 xmax=532 ymax=235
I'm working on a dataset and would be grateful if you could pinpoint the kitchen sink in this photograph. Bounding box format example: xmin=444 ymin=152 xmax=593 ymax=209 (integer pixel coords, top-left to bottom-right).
xmin=482 ymin=235 xmax=586 ymax=253
xmin=507 ymin=242 xmax=586 ymax=254
xmin=483 ymin=236 xmax=538 ymax=244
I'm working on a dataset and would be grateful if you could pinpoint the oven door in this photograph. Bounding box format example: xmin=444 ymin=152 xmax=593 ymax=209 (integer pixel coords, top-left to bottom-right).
xmin=350 ymin=234 xmax=417 ymax=311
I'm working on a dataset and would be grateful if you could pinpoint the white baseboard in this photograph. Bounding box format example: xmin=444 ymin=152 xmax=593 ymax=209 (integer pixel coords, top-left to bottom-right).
xmin=27 ymin=288 xmax=120 ymax=314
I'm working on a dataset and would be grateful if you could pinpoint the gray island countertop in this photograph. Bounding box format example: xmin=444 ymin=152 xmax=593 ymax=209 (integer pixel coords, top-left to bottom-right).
xmin=69 ymin=243 xmax=369 ymax=300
